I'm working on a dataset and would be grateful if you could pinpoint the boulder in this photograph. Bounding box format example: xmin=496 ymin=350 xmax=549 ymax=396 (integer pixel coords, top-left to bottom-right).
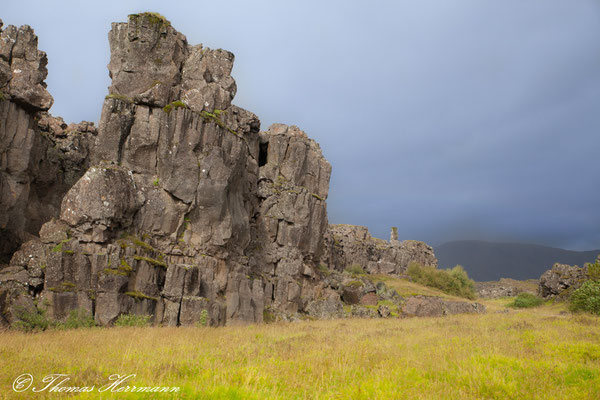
xmin=538 ymin=263 xmax=588 ymax=299
xmin=402 ymin=296 xmax=486 ymax=317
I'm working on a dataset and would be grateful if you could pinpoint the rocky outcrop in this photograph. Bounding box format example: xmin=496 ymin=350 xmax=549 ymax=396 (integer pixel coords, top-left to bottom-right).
xmin=538 ymin=263 xmax=588 ymax=299
xmin=0 ymin=20 xmax=53 ymax=111
xmin=402 ymin=296 xmax=485 ymax=317
xmin=322 ymin=225 xmax=438 ymax=275
xmin=0 ymin=13 xmax=463 ymax=328
xmin=475 ymin=279 xmax=537 ymax=299
xmin=0 ymin=20 xmax=96 ymax=263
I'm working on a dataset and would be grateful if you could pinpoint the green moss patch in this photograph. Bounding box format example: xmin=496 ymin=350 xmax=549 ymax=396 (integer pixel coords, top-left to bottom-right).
xmin=134 ymin=255 xmax=167 ymax=268
xmin=125 ymin=291 xmax=159 ymax=302
xmin=105 ymin=93 xmax=133 ymax=104
xmin=163 ymin=100 xmax=188 ymax=113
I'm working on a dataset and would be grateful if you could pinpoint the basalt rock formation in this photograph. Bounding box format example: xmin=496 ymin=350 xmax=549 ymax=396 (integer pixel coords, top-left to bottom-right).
xmin=538 ymin=263 xmax=589 ymax=300
xmin=0 ymin=19 xmax=96 ymax=264
xmin=0 ymin=13 xmax=469 ymax=328
xmin=322 ymin=224 xmax=438 ymax=275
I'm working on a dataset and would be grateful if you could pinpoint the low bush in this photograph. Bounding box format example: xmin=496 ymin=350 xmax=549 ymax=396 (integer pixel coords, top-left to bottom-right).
xmin=62 ymin=308 xmax=96 ymax=329
xmin=114 ymin=313 xmax=152 ymax=327
xmin=407 ymin=263 xmax=476 ymax=299
xmin=569 ymin=280 xmax=600 ymax=315
xmin=345 ymin=264 xmax=365 ymax=276
xmin=586 ymin=256 xmax=600 ymax=281
xmin=13 ymin=306 xmax=54 ymax=332
xmin=508 ymin=293 xmax=544 ymax=308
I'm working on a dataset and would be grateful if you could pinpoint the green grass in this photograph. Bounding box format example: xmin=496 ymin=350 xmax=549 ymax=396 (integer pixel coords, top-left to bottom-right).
xmin=345 ymin=264 xmax=365 ymax=276
xmin=113 ymin=314 xmax=152 ymax=327
xmin=508 ymin=293 xmax=544 ymax=308
xmin=1 ymin=303 xmax=598 ymax=399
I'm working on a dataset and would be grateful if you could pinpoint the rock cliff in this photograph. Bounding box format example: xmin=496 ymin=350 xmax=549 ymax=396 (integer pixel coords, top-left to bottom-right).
xmin=0 ymin=13 xmax=469 ymax=327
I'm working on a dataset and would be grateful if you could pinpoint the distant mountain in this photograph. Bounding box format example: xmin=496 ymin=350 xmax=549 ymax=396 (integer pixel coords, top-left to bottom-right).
xmin=435 ymin=240 xmax=600 ymax=281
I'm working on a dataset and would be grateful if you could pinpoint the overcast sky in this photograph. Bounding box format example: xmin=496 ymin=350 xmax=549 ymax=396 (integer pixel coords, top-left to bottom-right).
xmin=4 ymin=1 xmax=600 ymax=250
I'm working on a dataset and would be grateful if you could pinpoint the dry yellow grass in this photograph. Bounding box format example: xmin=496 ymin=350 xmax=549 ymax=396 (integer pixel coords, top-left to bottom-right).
xmin=0 ymin=301 xmax=598 ymax=399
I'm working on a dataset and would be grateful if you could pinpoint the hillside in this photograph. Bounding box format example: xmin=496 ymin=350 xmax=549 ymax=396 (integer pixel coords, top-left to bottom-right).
xmin=436 ymin=240 xmax=600 ymax=281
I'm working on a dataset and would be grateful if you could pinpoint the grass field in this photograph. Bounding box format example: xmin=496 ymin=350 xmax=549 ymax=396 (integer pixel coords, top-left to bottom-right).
xmin=1 ymin=275 xmax=599 ymax=399
xmin=1 ymin=297 xmax=599 ymax=399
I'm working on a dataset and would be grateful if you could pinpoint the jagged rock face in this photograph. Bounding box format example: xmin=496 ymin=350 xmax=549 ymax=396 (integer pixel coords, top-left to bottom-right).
xmin=250 ymin=124 xmax=332 ymax=315
xmin=0 ymin=14 xmax=453 ymax=328
xmin=322 ymin=224 xmax=438 ymax=275
xmin=105 ymin=13 xmax=235 ymax=112
xmin=538 ymin=263 xmax=588 ymax=299
xmin=0 ymin=21 xmax=96 ymax=263
xmin=0 ymin=20 xmax=53 ymax=111
xmin=0 ymin=13 xmax=334 ymax=327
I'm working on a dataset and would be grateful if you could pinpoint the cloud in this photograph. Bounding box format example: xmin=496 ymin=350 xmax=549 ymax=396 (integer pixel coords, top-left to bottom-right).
xmin=4 ymin=0 xmax=599 ymax=250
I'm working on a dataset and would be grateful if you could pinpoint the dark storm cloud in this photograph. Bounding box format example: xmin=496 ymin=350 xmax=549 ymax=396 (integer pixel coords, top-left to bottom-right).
xmin=4 ymin=0 xmax=599 ymax=250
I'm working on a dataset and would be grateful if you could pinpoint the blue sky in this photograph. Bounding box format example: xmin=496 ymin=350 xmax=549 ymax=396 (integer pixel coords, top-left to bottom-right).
xmin=4 ymin=1 xmax=600 ymax=250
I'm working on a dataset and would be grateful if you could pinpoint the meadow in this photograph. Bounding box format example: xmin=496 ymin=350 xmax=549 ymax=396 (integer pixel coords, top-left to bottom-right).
xmin=0 ymin=290 xmax=598 ymax=399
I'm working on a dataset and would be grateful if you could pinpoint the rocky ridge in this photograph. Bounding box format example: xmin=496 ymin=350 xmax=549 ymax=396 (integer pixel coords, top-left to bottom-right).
xmin=0 ymin=13 xmax=484 ymax=327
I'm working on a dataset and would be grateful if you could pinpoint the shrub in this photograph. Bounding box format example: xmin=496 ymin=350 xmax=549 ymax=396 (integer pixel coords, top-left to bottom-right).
xmin=198 ymin=309 xmax=209 ymax=327
xmin=345 ymin=264 xmax=365 ymax=276
xmin=586 ymin=256 xmax=600 ymax=281
xmin=508 ymin=293 xmax=544 ymax=308
xmin=13 ymin=306 xmax=54 ymax=332
xmin=114 ymin=313 xmax=152 ymax=327
xmin=316 ymin=263 xmax=331 ymax=276
xmin=407 ymin=263 xmax=476 ymax=299
xmin=62 ymin=308 xmax=96 ymax=329
xmin=569 ymin=280 xmax=600 ymax=315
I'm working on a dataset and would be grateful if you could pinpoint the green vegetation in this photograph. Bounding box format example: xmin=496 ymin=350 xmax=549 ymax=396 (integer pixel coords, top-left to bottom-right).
xmin=311 ymin=193 xmax=324 ymax=201
xmin=113 ymin=313 xmax=152 ymax=327
xmin=198 ymin=309 xmax=209 ymax=327
xmin=134 ymin=255 xmax=167 ymax=268
xmin=163 ymin=100 xmax=188 ymax=113
xmin=104 ymin=93 xmax=133 ymax=103
xmin=13 ymin=306 xmax=96 ymax=332
xmin=103 ymin=258 xmax=133 ymax=277
xmin=565 ymin=256 xmax=600 ymax=315
xmin=586 ymin=256 xmax=600 ymax=281
xmin=508 ymin=292 xmax=544 ymax=308
xmin=125 ymin=291 xmax=159 ymax=302
xmin=12 ymin=305 xmax=53 ymax=332
xmin=62 ymin=308 xmax=96 ymax=329
xmin=316 ymin=263 xmax=331 ymax=276
xmin=48 ymin=281 xmax=76 ymax=293
xmin=200 ymin=110 xmax=241 ymax=138
xmin=570 ymin=280 xmax=600 ymax=315
xmin=345 ymin=264 xmax=365 ymax=276
xmin=119 ymin=258 xmax=133 ymax=274
xmin=153 ymin=177 xmax=160 ymax=187
xmin=103 ymin=267 xmax=128 ymax=277
xmin=0 ymin=89 xmax=5 ymax=101
xmin=128 ymin=12 xmax=171 ymax=27
xmin=51 ymin=238 xmax=72 ymax=253
xmin=407 ymin=263 xmax=476 ymax=299
xmin=2 ymin=306 xmax=598 ymax=399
